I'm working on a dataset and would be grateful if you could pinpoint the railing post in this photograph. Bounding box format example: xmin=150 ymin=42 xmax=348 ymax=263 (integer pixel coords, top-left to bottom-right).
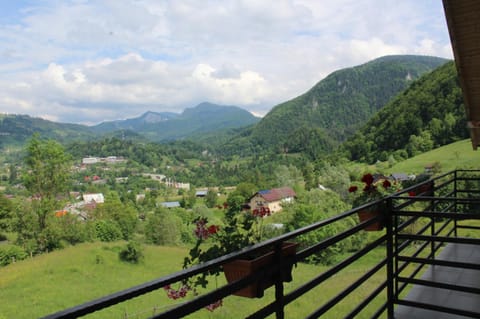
xmin=273 ymin=241 xmax=285 ymax=319
xmin=430 ymin=180 xmax=436 ymax=259
xmin=454 ymin=170 xmax=458 ymax=237
xmin=386 ymin=198 xmax=395 ymax=318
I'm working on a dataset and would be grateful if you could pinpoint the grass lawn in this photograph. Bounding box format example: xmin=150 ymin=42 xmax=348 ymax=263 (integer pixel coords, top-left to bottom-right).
xmin=388 ymin=139 xmax=480 ymax=174
xmin=0 ymin=243 xmax=188 ymax=319
xmin=0 ymin=241 xmax=391 ymax=319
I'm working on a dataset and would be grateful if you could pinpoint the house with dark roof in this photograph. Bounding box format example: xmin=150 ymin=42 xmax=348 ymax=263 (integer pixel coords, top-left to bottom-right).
xmin=390 ymin=173 xmax=410 ymax=182
xmin=248 ymin=186 xmax=296 ymax=213
xmin=159 ymin=201 xmax=181 ymax=208
xmin=195 ymin=190 xmax=208 ymax=197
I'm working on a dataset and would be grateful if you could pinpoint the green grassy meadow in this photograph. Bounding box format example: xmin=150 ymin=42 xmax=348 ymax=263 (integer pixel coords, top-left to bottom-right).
xmin=0 ymin=241 xmax=390 ymax=319
xmin=0 ymin=243 xmax=188 ymax=319
xmin=388 ymin=139 xmax=480 ymax=174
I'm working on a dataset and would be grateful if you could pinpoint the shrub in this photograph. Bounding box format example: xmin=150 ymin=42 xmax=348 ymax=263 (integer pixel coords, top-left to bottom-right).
xmin=0 ymin=245 xmax=28 ymax=266
xmin=52 ymin=214 xmax=92 ymax=245
xmin=119 ymin=241 xmax=144 ymax=264
xmin=145 ymin=209 xmax=183 ymax=245
xmin=95 ymin=220 xmax=123 ymax=242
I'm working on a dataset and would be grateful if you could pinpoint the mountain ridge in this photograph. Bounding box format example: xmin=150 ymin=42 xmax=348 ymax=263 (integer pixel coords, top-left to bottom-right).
xmin=0 ymin=102 xmax=261 ymax=146
xmin=246 ymin=55 xmax=449 ymax=155
xmin=0 ymin=55 xmax=451 ymax=153
xmin=91 ymin=102 xmax=260 ymax=141
xmin=342 ymin=61 xmax=468 ymax=162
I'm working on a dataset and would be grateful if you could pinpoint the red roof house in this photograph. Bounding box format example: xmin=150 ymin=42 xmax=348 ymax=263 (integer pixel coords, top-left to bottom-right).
xmin=249 ymin=187 xmax=296 ymax=213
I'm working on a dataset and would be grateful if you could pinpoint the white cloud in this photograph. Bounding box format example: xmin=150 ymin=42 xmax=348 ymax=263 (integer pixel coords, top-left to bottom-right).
xmin=0 ymin=0 xmax=453 ymax=124
xmin=192 ymin=63 xmax=270 ymax=104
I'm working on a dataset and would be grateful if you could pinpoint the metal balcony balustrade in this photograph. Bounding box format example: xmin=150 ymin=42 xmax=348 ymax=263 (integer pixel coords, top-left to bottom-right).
xmin=391 ymin=169 xmax=480 ymax=318
xmin=42 ymin=170 xmax=480 ymax=319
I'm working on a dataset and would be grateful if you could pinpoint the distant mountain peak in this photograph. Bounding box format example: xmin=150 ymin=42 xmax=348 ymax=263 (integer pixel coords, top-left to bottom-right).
xmin=91 ymin=102 xmax=260 ymax=141
xmin=139 ymin=111 xmax=178 ymax=123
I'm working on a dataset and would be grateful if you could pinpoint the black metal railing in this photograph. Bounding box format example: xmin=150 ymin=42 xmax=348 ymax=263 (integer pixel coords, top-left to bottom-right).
xmin=389 ymin=169 xmax=480 ymax=318
xmin=41 ymin=170 xmax=480 ymax=319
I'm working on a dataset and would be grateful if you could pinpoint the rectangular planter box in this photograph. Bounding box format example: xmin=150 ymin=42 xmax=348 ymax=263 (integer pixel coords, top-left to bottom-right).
xmin=357 ymin=209 xmax=384 ymax=231
xmin=223 ymin=242 xmax=298 ymax=298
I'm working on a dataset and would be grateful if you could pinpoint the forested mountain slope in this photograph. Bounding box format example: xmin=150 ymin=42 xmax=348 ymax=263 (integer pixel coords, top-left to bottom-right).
xmin=342 ymin=61 xmax=468 ymax=163
xmin=93 ymin=102 xmax=260 ymax=142
xmin=247 ymin=55 xmax=448 ymax=156
xmin=0 ymin=103 xmax=260 ymax=149
xmin=0 ymin=114 xmax=94 ymax=147
xmin=92 ymin=111 xmax=179 ymax=133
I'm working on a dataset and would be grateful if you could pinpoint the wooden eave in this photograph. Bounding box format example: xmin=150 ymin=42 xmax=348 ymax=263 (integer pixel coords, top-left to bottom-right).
xmin=443 ymin=0 xmax=480 ymax=150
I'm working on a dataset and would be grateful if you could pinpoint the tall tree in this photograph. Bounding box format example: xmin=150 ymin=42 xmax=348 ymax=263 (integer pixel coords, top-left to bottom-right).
xmin=205 ymin=188 xmax=218 ymax=208
xmin=94 ymin=191 xmax=138 ymax=240
xmin=8 ymin=164 xmax=17 ymax=184
xmin=0 ymin=194 xmax=13 ymax=230
xmin=23 ymin=134 xmax=72 ymax=233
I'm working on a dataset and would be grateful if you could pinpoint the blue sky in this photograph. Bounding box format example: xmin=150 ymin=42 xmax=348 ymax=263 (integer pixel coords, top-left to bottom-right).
xmin=0 ymin=0 xmax=453 ymax=125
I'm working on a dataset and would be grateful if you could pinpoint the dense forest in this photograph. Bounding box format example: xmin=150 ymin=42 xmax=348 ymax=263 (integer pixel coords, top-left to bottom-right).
xmin=242 ymin=55 xmax=448 ymax=156
xmin=92 ymin=102 xmax=261 ymax=141
xmin=342 ymin=61 xmax=468 ymax=163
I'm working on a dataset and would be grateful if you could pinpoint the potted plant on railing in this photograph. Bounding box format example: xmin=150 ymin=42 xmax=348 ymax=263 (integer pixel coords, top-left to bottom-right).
xmin=221 ymin=208 xmax=298 ymax=298
xmin=163 ymin=205 xmax=298 ymax=311
xmin=348 ymin=173 xmax=400 ymax=231
xmin=412 ymin=173 xmax=434 ymax=196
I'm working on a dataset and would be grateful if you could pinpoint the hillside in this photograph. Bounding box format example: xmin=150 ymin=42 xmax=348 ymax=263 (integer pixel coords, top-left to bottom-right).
xmin=92 ymin=102 xmax=261 ymax=142
xmin=342 ymin=61 xmax=468 ymax=163
xmin=0 ymin=114 xmax=94 ymax=147
xmin=0 ymin=103 xmax=260 ymax=149
xmin=244 ymin=55 xmax=448 ymax=156
xmin=92 ymin=111 xmax=179 ymax=133
xmin=0 ymin=56 xmax=452 ymax=157
xmin=387 ymin=139 xmax=478 ymax=175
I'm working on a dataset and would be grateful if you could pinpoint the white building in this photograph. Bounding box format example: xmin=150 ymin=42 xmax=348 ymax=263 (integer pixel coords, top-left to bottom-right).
xmin=82 ymin=157 xmax=99 ymax=165
xmin=83 ymin=193 xmax=105 ymax=204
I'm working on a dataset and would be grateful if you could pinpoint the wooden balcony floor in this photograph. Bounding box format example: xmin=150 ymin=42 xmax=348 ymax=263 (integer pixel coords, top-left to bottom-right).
xmin=395 ymin=243 xmax=480 ymax=319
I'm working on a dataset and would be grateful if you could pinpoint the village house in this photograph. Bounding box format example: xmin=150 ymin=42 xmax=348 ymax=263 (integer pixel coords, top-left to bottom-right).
xmin=248 ymin=186 xmax=296 ymax=213
xmin=82 ymin=156 xmax=126 ymax=165
xmin=82 ymin=193 xmax=105 ymax=209
xmin=195 ymin=190 xmax=208 ymax=197
xmin=143 ymin=174 xmax=191 ymax=190
xmin=82 ymin=157 xmax=99 ymax=165
xmin=60 ymin=193 xmax=105 ymax=220
xmin=389 ymin=173 xmax=410 ymax=182
xmin=159 ymin=201 xmax=181 ymax=208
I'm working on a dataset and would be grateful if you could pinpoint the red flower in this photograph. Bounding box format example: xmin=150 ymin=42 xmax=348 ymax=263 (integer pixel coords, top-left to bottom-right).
xmin=408 ymin=191 xmax=416 ymax=197
xmin=194 ymin=218 xmax=220 ymax=239
xmin=361 ymin=173 xmax=374 ymax=185
xmin=363 ymin=184 xmax=376 ymax=192
xmin=252 ymin=207 xmax=271 ymax=217
xmin=207 ymin=225 xmax=219 ymax=235
xmin=205 ymin=299 xmax=223 ymax=311
xmin=164 ymin=284 xmax=191 ymax=300
xmin=382 ymin=180 xmax=392 ymax=188
xmin=194 ymin=218 xmax=209 ymax=240
xmin=348 ymin=186 xmax=358 ymax=193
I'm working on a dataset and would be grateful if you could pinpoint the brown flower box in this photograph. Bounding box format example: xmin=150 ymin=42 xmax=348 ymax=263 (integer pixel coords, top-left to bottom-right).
xmin=223 ymin=242 xmax=298 ymax=298
xmin=357 ymin=209 xmax=385 ymax=231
